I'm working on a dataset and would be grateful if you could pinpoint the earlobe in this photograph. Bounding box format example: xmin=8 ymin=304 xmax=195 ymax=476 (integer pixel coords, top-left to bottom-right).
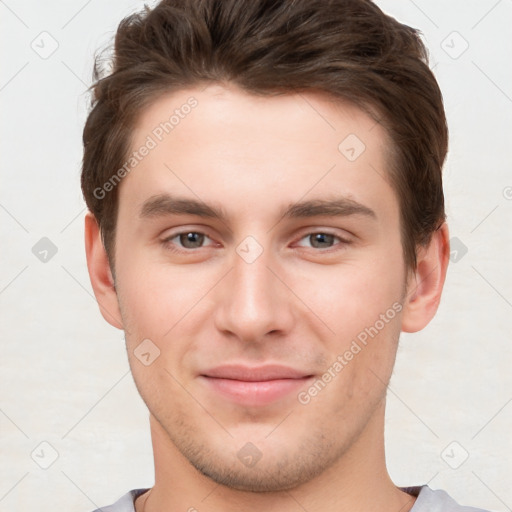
xmin=401 ymin=223 xmax=450 ymax=333
xmin=84 ymin=212 xmax=124 ymax=330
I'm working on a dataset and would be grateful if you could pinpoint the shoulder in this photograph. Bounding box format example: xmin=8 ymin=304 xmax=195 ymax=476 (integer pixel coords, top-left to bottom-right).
xmin=403 ymin=485 xmax=495 ymax=512
xmin=89 ymin=489 xmax=150 ymax=512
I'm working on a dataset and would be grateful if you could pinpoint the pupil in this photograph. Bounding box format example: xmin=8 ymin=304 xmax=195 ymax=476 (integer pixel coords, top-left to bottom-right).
xmin=312 ymin=233 xmax=333 ymax=248
xmin=181 ymin=232 xmax=203 ymax=248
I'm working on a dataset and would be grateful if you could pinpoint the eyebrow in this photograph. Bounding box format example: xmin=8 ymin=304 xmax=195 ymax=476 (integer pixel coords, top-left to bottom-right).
xmin=139 ymin=193 xmax=377 ymax=222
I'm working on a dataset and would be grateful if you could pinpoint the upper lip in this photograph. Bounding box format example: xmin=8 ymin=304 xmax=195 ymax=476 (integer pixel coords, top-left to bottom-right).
xmin=201 ymin=364 xmax=312 ymax=381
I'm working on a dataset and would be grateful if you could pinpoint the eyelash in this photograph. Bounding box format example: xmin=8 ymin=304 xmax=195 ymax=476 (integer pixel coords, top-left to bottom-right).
xmin=160 ymin=230 xmax=351 ymax=253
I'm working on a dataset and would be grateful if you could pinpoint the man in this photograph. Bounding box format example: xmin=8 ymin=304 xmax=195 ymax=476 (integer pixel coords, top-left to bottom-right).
xmin=81 ymin=0 xmax=491 ymax=511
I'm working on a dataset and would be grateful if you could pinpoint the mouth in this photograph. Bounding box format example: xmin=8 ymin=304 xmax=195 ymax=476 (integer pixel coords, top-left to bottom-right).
xmin=199 ymin=364 xmax=315 ymax=406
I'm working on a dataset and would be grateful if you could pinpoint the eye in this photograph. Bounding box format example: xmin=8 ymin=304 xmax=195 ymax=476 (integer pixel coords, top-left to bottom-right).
xmin=162 ymin=231 xmax=216 ymax=251
xmin=295 ymin=232 xmax=350 ymax=250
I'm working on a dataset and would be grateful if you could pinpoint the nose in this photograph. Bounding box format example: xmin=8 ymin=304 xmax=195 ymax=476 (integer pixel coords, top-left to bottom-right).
xmin=213 ymin=240 xmax=295 ymax=343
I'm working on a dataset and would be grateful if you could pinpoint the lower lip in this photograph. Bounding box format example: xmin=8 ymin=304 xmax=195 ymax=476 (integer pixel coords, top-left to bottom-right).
xmin=201 ymin=376 xmax=313 ymax=406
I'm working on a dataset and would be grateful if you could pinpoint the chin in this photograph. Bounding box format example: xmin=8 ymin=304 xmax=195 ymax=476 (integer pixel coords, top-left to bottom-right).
xmin=192 ymin=457 xmax=324 ymax=493
xmin=171 ymin=426 xmax=344 ymax=493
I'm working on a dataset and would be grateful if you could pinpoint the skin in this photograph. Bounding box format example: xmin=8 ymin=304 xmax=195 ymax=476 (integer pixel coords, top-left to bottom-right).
xmin=85 ymin=83 xmax=450 ymax=512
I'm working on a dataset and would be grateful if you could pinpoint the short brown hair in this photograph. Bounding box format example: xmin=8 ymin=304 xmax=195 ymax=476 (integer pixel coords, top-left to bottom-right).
xmin=81 ymin=0 xmax=448 ymax=273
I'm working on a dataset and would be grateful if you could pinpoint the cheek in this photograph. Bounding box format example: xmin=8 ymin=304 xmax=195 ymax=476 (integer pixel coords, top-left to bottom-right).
xmin=116 ymin=255 xmax=208 ymax=336
xmin=292 ymin=257 xmax=404 ymax=340
xmin=115 ymin=258 xmax=214 ymax=383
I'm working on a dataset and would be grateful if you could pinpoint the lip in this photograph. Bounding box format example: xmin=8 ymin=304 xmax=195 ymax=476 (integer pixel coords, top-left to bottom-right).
xmin=200 ymin=364 xmax=314 ymax=406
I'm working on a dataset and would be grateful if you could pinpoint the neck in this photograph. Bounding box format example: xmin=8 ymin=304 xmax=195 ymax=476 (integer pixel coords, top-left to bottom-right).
xmin=137 ymin=402 xmax=416 ymax=512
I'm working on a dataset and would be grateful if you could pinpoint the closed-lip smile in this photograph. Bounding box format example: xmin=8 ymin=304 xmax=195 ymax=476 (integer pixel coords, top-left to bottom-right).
xmin=200 ymin=364 xmax=314 ymax=406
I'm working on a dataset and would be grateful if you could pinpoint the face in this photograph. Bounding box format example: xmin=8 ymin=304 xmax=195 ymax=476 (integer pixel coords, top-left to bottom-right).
xmin=111 ymin=84 xmax=409 ymax=491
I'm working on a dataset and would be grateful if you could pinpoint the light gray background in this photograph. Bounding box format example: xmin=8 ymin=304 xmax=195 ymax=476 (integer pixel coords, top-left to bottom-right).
xmin=1 ymin=1 xmax=511 ymax=511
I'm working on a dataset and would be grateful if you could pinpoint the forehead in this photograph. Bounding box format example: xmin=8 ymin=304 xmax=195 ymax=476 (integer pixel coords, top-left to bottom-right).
xmin=118 ymin=83 xmax=398 ymax=228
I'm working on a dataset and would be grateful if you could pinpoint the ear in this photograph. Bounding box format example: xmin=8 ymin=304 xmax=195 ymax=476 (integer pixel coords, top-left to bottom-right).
xmin=84 ymin=211 xmax=124 ymax=329
xmin=401 ymin=222 xmax=450 ymax=333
